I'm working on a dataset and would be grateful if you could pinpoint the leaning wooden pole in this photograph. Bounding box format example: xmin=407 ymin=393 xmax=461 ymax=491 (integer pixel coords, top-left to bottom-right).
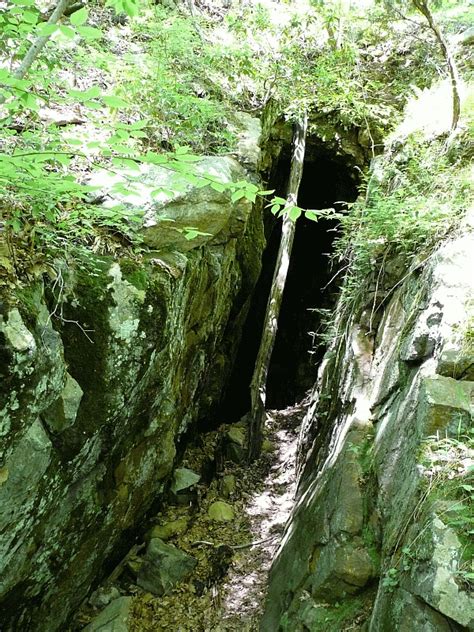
xmin=247 ymin=113 xmax=308 ymax=461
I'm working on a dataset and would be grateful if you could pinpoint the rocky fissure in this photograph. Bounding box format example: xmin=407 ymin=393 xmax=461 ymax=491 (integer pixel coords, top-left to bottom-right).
xmin=72 ymin=403 xmax=303 ymax=631
xmin=1 ymin=79 xmax=473 ymax=632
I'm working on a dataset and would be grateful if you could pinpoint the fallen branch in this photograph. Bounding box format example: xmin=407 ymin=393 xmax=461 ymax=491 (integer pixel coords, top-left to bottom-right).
xmin=191 ymin=534 xmax=278 ymax=551
xmin=247 ymin=113 xmax=308 ymax=461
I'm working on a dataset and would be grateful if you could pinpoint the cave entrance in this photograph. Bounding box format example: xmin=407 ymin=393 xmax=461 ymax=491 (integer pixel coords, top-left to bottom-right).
xmin=221 ymin=139 xmax=361 ymax=419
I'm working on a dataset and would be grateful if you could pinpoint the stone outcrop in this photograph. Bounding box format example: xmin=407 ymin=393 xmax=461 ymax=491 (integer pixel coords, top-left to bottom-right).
xmin=262 ymin=151 xmax=474 ymax=631
xmin=0 ymin=125 xmax=265 ymax=630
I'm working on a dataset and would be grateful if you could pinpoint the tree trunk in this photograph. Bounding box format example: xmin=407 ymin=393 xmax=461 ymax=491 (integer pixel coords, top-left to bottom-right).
xmin=247 ymin=113 xmax=308 ymax=461
xmin=412 ymin=0 xmax=461 ymax=131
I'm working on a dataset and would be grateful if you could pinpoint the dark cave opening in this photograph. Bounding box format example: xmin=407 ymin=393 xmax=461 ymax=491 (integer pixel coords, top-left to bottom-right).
xmin=221 ymin=142 xmax=360 ymax=420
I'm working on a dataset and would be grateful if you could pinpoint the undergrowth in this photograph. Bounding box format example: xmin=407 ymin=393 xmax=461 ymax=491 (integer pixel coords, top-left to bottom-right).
xmin=382 ymin=424 xmax=474 ymax=593
xmin=334 ymin=123 xmax=473 ymax=318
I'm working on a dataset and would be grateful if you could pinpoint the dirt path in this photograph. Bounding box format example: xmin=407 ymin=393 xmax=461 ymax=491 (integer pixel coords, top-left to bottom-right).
xmin=212 ymin=404 xmax=304 ymax=631
xmin=75 ymin=403 xmax=305 ymax=632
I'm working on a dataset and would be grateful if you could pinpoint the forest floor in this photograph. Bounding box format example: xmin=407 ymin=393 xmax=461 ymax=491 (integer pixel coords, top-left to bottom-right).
xmin=74 ymin=402 xmax=306 ymax=631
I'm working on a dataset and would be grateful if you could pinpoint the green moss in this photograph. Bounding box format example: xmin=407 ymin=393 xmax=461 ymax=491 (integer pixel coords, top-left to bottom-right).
xmin=287 ymin=591 xmax=376 ymax=631
xmin=119 ymin=259 xmax=149 ymax=292
xmin=16 ymin=283 xmax=45 ymax=328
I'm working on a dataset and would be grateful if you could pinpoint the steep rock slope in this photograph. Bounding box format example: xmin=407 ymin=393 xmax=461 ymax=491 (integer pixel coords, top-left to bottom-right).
xmin=0 ymin=137 xmax=264 ymax=630
xmin=262 ymin=92 xmax=474 ymax=630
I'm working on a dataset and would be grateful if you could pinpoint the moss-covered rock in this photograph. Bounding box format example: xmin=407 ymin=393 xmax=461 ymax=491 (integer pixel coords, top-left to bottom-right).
xmin=0 ymin=146 xmax=265 ymax=631
xmin=262 ymin=171 xmax=474 ymax=630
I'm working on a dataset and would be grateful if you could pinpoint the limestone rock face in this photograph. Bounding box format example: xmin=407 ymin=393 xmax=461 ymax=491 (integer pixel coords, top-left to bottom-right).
xmin=0 ymin=138 xmax=264 ymax=631
xmin=262 ymin=211 xmax=474 ymax=630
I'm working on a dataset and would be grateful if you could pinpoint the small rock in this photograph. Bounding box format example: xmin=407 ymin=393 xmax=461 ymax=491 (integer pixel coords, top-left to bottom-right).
xmin=137 ymin=538 xmax=196 ymax=596
xmin=147 ymin=517 xmax=189 ymax=541
xmin=89 ymin=585 xmax=121 ymax=609
xmin=126 ymin=555 xmax=143 ymax=576
xmin=227 ymin=426 xmax=245 ymax=446
xmin=208 ymin=501 xmax=234 ymax=522
xmin=83 ymin=596 xmax=132 ymax=632
xmin=224 ymin=426 xmax=247 ymax=463
xmin=219 ymin=474 xmax=236 ymax=499
xmin=43 ymin=373 xmax=83 ymax=433
xmin=170 ymin=468 xmax=200 ymax=494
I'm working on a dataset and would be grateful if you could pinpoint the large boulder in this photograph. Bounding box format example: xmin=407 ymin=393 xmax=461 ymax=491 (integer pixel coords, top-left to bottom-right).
xmin=262 ymin=181 xmax=474 ymax=629
xmin=90 ymin=156 xmax=253 ymax=252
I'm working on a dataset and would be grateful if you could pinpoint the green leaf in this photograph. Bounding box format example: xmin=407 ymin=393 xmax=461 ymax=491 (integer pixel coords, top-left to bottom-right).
xmin=129 ymin=120 xmax=147 ymax=129
xmin=22 ymin=10 xmax=38 ymax=24
xmin=183 ymin=228 xmax=212 ymax=240
xmin=111 ymin=157 xmax=140 ymax=171
xmin=102 ymin=95 xmax=129 ymax=108
xmin=36 ymin=23 xmax=58 ymax=37
xmin=123 ymin=0 xmax=139 ymax=17
xmin=175 ymin=153 xmax=200 ymax=163
xmin=306 ymin=210 xmax=319 ymax=222
xmin=54 ymin=154 xmax=72 ymax=166
xmin=84 ymin=100 xmax=102 ymax=110
xmin=19 ymin=91 xmax=38 ymax=110
xmin=68 ymin=86 xmax=101 ymax=101
xmin=69 ymin=7 xmax=89 ymax=26
xmin=76 ymin=25 xmax=102 ymax=40
xmin=231 ymin=190 xmax=246 ymax=203
xmin=175 ymin=145 xmax=190 ymax=155
xmin=210 ymin=181 xmax=226 ymax=193
xmin=288 ymin=206 xmax=302 ymax=221
xmin=59 ymin=25 xmax=75 ymax=39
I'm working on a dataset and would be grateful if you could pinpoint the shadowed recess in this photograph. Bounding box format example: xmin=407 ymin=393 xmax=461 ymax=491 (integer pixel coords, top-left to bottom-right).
xmin=220 ymin=142 xmax=360 ymax=419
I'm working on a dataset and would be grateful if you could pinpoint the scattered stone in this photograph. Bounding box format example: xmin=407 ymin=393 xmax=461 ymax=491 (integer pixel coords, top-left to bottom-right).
xmin=224 ymin=426 xmax=247 ymax=463
xmin=89 ymin=585 xmax=121 ymax=609
xmin=227 ymin=426 xmax=245 ymax=446
xmin=170 ymin=468 xmax=200 ymax=494
xmin=208 ymin=501 xmax=235 ymax=522
xmin=137 ymin=538 xmax=197 ymax=596
xmin=83 ymin=596 xmax=132 ymax=632
xmin=219 ymin=474 xmax=236 ymax=499
xmin=147 ymin=517 xmax=189 ymax=541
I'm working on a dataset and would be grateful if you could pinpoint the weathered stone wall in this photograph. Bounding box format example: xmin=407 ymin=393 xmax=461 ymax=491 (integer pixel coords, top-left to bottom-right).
xmin=262 ymin=205 xmax=474 ymax=630
xmin=0 ymin=136 xmax=265 ymax=629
